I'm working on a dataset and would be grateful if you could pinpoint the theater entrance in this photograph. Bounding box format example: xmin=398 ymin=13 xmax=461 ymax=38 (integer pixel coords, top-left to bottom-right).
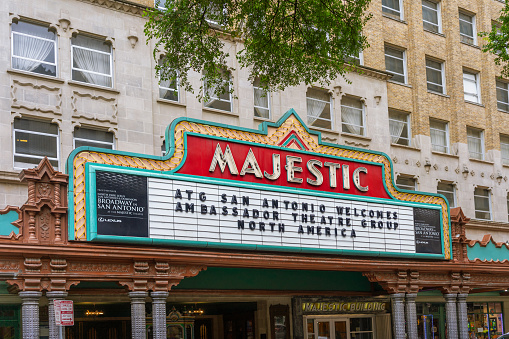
xmin=304 ymin=316 xmax=375 ymax=339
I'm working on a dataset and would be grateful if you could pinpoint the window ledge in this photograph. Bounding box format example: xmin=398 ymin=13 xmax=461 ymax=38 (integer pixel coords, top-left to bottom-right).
xmin=460 ymin=41 xmax=481 ymax=50
xmin=428 ymin=91 xmax=450 ymax=98
xmin=7 ymin=68 xmax=65 ymax=84
xmin=388 ymin=80 xmax=412 ymax=88
xmin=382 ymin=14 xmax=407 ymax=24
xmin=502 ymin=163 xmax=509 ymax=169
xmin=391 ymin=143 xmax=420 ymax=151
xmin=202 ymin=106 xmax=238 ymax=117
xmin=309 ymin=126 xmax=339 ymax=135
xmin=464 ymin=100 xmax=485 ymax=108
xmin=498 ymin=108 xmax=509 ymax=114
xmin=423 ymin=29 xmax=445 ymax=38
xmin=431 ymin=151 xmax=459 ymax=158
xmin=341 ymin=132 xmax=371 ymax=141
xmin=68 ymin=80 xmax=120 ymax=94
xmin=469 ymin=158 xmax=494 ymax=165
xmin=157 ymin=98 xmax=186 ymax=108
xmin=254 ymin=116 xmax=272 ymax=122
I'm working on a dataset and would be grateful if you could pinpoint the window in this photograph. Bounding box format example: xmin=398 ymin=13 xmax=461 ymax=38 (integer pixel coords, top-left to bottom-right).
xmin=204 ymin=70 xmax=232 ymax=112
xmin=13 ymin=118 xmax=59 ymax=169
xmin=467 ymin=127 xmax=484 ymax=160
xmin=474 ymin=187 xmax=491 ymax=220
xmin=389 ymin=110 xmax=410 ymax=146
xmin=155 ymin=0 xmax=167 ymax=10
xmin=11 ymin=21 xmax=57 ymax=76
xmin=382 ymin=0 xmax=403 ymax=20
xmin=437 ymin=182 xmax=456 ymax=208
xmin=306 ymin=88 xmax=332 ymax=129
xmin=341 ymin=97 xmax=364 ymax=135
xmin=158 ymin=59 xmax=179 ymax=102
xmin=463 ymin=70 xmax=480 ymax=103
xmin=501 ymin=134 xmax=509 ymax=165
xmin=430 ymin=119 xmax=449 ymax=153
xmin=426 ymin=58 xmax=445 ymax=94
xmin=253 ymin=78 xmax=270 ymax=119
xmin=71 ymin=35 xmax=113 ymax=87
xmin=496 ymin=80 xmax=509 ymax=112
xmin=346 ymin=50 xmax=363 ymax=66
xmin=459 ymin=11 xmax=476 ymax=45
xmin=422 ymin=0 xmax=441 ymax=33
xmin=385 ymin=46 xmax=406 ymax=84
xmin=396 ymin=176 xmax=416 ymax=191
xmin=74 ymin=127 xmax=114 ymax=150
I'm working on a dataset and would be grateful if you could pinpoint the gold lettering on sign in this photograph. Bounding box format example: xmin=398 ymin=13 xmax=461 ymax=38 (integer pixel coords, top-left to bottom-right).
xmin=302 ymin=302 xmax=386 ymax=313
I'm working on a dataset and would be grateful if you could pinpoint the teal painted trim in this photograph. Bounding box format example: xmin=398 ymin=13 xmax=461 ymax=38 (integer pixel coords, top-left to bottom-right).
xmin=0 ymin=211 xmax=19 ymax=236
xmin=467 ymin=241 xmax=509 ymax=262
xmin=85 ymin=164 xmax=446 ymax=259
xmin=281 ymin=134 xmax=307 ymax=150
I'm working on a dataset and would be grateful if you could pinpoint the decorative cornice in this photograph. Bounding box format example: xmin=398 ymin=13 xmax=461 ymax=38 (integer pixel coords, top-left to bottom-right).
xmin=76 ymin=0 xmax=147 ymax=16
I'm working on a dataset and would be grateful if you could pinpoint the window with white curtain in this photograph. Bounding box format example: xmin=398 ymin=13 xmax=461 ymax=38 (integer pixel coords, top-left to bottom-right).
xmin=306 ymin=88 xmax=332 ymax=129
xmin=396 ymin=176 xmax=416 ymax=191
xmin=467 ymin=127 xmax=484 ymax=160
xmin=253 ymin=78 xmax=270 ymax=119
xmin=437 ymin=182 xmax=456 ymax=208
xmin=496 ymin=80 xmax=509 ymax=112
xmin=426 ymin=58 xmax=445 ymax=94
xmin=204 ymin=70 xmax=232 ymax=112
xmin=158 ymin=59 xmax=179 ymax=102
xmin=389 ymin=110 xmax=410 ymax=146
xmin=11 ymin=21 xmax=57 ymax=76
xmin=501 ymin=135 xmax=509 ymax=165
xmin=422 ymin=0 xmax=441 ymax=33
xmin=71 ymin=35 xmax=113 ymax=87
xmin=382 ymin=0 xmax=403 ymax=20
xmin=13 ymin=118 xmax=59 ymax=169
xmin=73 ymin=127 xmax=114 ymax=150
xmin=459 ymin=11 xmax=476 ymax=45
xmin=474 ymin=187 xmax=491 ymax=220
xmin=430 ymin=119 xmax=449 ymax=153
xmin=341 ymin=96 xmax=364 ymax=135
xmin=385 ymin=45 xmax=406 ymax=84
xmin=463 ymin=70 xmax=480 ymax=103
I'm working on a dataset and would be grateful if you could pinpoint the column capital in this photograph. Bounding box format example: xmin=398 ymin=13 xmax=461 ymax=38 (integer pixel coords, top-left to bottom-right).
xmin=444 ymin=293 xmax=459 ymax=299
xmin=390 ymin=293 xmax=406 ymax=301
xmin=151 ymin=291 xmax=169 ymax=300
xmin=46 ymin=291 xmax=68 ymax=299
xmin=19 ymin=291 xmax=43 ymax=300
xmin=128 ymin=291 xmax=149 ymax=299
xmin=405 ymin=293 xmax=417 ymax=300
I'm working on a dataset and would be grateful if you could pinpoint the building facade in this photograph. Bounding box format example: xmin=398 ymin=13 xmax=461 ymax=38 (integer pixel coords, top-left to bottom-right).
xmin=1 ymin=0 xmax=509 ymax=338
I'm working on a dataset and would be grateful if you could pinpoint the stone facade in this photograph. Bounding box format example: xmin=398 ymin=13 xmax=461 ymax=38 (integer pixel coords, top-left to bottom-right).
xmin=1 ymin=0 xmax=509 ymax=243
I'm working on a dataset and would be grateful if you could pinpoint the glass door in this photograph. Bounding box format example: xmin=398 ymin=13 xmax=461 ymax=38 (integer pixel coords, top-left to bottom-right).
xmin=315 ymin=319 xmax=348 ymax=339
xmin=334 ymin=320 xmax=348 ymax=339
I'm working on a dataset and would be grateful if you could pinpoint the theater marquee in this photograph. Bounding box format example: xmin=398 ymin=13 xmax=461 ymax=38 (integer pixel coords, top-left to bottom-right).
xmin=68 ymin=110 xmax=451 ymax=259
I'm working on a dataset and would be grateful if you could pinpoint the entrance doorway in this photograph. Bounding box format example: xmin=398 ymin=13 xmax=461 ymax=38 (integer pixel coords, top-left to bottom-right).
xmin=305 ymin=316 xmax=374 ymax=339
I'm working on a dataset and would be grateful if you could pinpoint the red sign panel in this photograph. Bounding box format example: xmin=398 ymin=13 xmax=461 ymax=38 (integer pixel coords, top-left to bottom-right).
xmin=177 ymin=135 xmax=391 ymax=199
xmin=54 ymin=300 xmax=74 ymax=326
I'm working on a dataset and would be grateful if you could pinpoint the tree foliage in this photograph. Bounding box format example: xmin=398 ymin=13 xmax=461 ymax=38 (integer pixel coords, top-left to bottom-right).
xmin=480 ymin=4 xmax=509 ymax=78
xmin=144 ymin=0 xmax=372 ymax=101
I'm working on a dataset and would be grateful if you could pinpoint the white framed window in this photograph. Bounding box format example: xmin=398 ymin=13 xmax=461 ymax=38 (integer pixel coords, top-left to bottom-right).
xmin=13 ymin=118 xmax=59 ymax=169
xmin=496 ymin=80 xmax=509 ymax=112
xmin=474 ymin=187 xmax=491 ymax=220
xmin=501 ymin=134 xmax=509 ymax=165
xmin=346 ymin=50 xmax=363 ymax=66
xmin=426 ymin=58 xmax=445 ymax=94
xmin=385 ymin=45 xmax=406 ymax=84
xmin=71 ymin=34 xmax=113 ymax=88
xmin=430 ymin=119 xmax=449 ymax=153
xmin=422 ymin=0 xmax=441 ymax=33
xmin=463 ymin=70 xmax=480 ymax=103
xmin=158 ymin=59 xmax=179 ymax=102
xmin=382 ymin=0 xmax=403 ymax=20
xmin=389 ymin=110 xmax=411 ymax=146
xmin=253 ymin=78 xmax=270 ymax=119
xmin=155 ymin=0 xmax=167 ymax=10
xmin=467 ymin=127 xmax=484 ymax=160
xmin=437 ymin=182 xmax=456 ymax=208
xmin=73 ymin=127 xmax=114 ymax=150
xmin=396 ymin=175 xmax=416 ymax=191
xmin=459 ymin=10 xmax=476 ymax=45
xmin=341 ymin=96 xmax=365 ymax=136
xmin=307 ymin=88 xmax=332 ymax=129
xmin=204 ymin=70 xmax=232 ymax=112
xmin=11 ymin=21 xmax=57 ymax=76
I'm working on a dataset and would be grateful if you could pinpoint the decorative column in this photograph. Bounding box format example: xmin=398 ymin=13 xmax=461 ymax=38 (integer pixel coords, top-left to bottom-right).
xmin=151 ymin=291 xmax=169 ymax=339
xmin=457 ymin=293 xmax=469 ymax=339
xmin=46 ymin=291 xmax=68 ymax=339
xmin=444 ymin=293 xmax=459 ymax=339
xmin=405 ymin=293 xmax=418 ymax=339
xmin=129 ymin=291 xmax=148 ymax=339
xmin=19 ymin=291 xmax=42 ymax=339
xmin=391 ymin=293 xmax=406 ymax=339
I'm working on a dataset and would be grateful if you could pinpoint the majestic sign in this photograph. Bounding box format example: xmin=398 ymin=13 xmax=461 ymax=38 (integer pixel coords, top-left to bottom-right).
xmin=69 ymin=110 xmax=451 ymax=259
